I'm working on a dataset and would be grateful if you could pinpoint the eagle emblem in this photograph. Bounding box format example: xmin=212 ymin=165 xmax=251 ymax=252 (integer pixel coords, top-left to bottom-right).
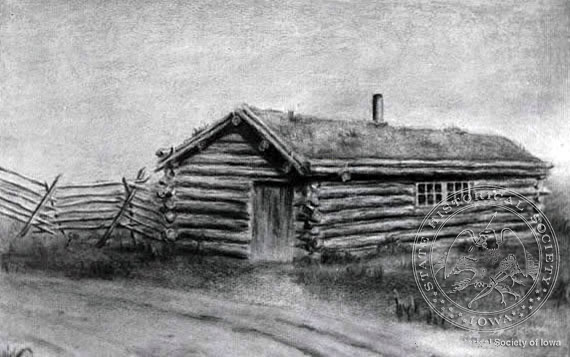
xmin=433 ymin=212 xmax=539 ymax=309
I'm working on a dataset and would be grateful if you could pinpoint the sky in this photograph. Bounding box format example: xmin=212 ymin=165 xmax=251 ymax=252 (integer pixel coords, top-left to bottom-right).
xmin=0 ymin=0 xmax=568 ymax=183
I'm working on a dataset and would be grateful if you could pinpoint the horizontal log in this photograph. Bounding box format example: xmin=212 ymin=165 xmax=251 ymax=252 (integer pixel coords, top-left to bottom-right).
xmin=131 ymin=195 xmax=157 ymax=208
xmin=0 ymin=195 xmax=54 ymax=218
xmin=472 ymin=178 xmax=540 ymax=188
xmin=448 ymin=192 xmax=544 ymax=207
xmin=0 ymin=166 xmax=45 ymax=187
xmin=217 ymin=133 xmax=247 ymax=143
xmin=53 ymin=212 xmax=115 ymax=222
xmin=175 ymin=215 xmax=249 ymax=231
xmin=126 ymin=182 xmax=150 ymax=192
xmin=322 ymin=235 xmax=394 ymax=250
xmin=177 ymin=228 xmax=251 ymax=243
xmin=322 ymin=224 xmax=533 ymax=250
xmin=319 ymin=195 xmax=414 ymax=212
xmin=317 ymin=182 xmax=544 ymax=200
xmin=55 ymin=192 xmax=122 ymax=201
xmin=174 ymin=187 xmax=250 ymax=204
xmin=0 ymin=185 xmax=40 ymax=205
xmin=126 ymin=215 xmax=164 ymax=232
xmin=320 ymin=211 xmax=519 ymax=239
xmin=55 ymin=207 xmax=120 ymax=216
xmin=174 ymin=176 xmax=251 ymax=191
xmin=56 ymin=198 xmax=124 ymax=209
xmin=54 ymin=216 xmax=114 ymax=224
xmin=322 ymin=236 xmax=394 ymax=250
xmin=0 ymin=178 xmax=42 ymax=199
xmin=319 ymin=205 xmax=416 ymax=225
xmin=128 ymin=201 xmax=162 ymax=219
xmin=0 ymin=207 xmax=29 ymax=225
xmin=130 ymin=206 xmax=163 ymax=223
xmin=0 ymin=201 xmax=53 ymax=225
xmin=398 ymin=221 xmax=531 ymax=243
xmin=317 ymin=198 xmax=539 ymax=227
xmin=311 ymin=158 xmax=549 ymax=169
xmin=204 ymin=142 xmax=258 ymax=156
xmin=200 ymin=240 xmax=250 ymax=258
xmin=59 ymin=182 xmax=123 ymax=190
xmin=177 ymin=164 xmax=282 ymax=178
xmin=432 ymin=230 xmax=535 ymax=248
xmin=318 ymin=181 xmax=412 ymax=189
xmin=0 ymin=207 xmax=55 ymax=234
xmin=174 ymin=238 xmax=250 ymax=258
xmin=173 ymin=200 xmax=249 ymax=217
xmin=318 ymin=185 xmax=414 ymax=199
xmin=182 ymin=153 xmax=270 ymax=167
xmin=311 ymin=166 xmax=546 ymax=177
xmin=57 ymin=223 xmax=108 ymax=230
xmin=471 ymin=187 xmax=544 ymax=198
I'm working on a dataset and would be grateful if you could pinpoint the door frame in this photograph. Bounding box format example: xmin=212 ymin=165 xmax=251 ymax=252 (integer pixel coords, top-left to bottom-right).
xmin=251 ymin=182 xmax=295 ymax=262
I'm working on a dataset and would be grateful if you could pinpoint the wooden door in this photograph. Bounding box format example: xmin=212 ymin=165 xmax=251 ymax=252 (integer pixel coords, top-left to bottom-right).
xmin=252 ymin=183 xmax=294 ymax=261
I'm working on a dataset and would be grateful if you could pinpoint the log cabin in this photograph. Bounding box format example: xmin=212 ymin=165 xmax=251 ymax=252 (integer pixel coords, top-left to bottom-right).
xmin=154 ymin=95 xmax=551 ymax=261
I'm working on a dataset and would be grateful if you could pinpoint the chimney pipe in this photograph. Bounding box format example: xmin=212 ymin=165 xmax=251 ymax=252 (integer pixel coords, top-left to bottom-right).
xmin=372 ymin=94 xmax=383 ymax=123
xmin=287 ymin=110 xmax=295 ymax=121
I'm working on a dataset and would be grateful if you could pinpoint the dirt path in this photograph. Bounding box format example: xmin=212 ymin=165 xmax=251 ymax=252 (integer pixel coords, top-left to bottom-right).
xmin=0 ymin=273 xmax=511 ymax=356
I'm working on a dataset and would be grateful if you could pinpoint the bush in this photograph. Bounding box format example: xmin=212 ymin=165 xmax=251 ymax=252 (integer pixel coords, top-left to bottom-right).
xmin=544 ymin=177 xmax=570 ymax=306
xmin=0 ymin=346 xmax=33 ymax=357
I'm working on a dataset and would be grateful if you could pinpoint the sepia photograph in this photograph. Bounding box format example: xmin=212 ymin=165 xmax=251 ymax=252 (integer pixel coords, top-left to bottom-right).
xmin=0 ymin=0 xmax=568 ymax=356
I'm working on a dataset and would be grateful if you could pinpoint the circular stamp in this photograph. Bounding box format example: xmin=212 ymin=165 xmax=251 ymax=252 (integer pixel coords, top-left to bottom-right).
xmin=412 ymin=185 xmax=559 ymax=331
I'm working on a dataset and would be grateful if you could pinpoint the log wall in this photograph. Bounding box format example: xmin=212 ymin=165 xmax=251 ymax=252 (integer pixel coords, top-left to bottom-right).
xmin=298 ymin=177 xmax=548 ymax=257
xmin=163 ymin=133 xmax=287 ymax=258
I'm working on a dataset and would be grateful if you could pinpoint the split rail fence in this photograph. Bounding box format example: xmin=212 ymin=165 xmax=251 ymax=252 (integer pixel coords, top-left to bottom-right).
xmin=0 ymin=166 xmax=165 ymax=245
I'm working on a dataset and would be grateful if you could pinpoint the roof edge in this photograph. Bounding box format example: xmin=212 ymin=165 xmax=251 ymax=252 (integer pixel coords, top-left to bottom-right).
xmin=155 ymin=112 xmax=233 ymax=171
xmin=155 ymin=104 xmax=311 ymax=175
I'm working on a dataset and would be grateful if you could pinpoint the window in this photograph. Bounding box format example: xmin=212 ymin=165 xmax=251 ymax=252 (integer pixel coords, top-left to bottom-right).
xmin=446 ymin=181 xmax=471 ymax=203
xmin=416 ymin=181 xmax=472 ymax=207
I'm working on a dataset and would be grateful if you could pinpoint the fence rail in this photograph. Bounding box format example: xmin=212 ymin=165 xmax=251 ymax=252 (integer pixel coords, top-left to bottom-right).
xmin=0 ymin=166 xmax=164 ymax=245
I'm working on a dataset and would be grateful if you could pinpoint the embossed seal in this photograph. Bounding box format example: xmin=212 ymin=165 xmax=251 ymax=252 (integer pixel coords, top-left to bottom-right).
xmin=412 ymin=185 xmax=559 ymax=331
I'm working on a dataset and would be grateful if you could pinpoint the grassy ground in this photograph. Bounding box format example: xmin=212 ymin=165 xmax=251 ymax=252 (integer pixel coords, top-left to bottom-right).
xmin=0 ymin=176 xmax=568 ymax=355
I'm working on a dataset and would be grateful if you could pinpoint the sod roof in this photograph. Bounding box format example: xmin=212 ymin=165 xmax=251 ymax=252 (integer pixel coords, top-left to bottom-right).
xmin=248 ymin=106 xmax=542 ymax=163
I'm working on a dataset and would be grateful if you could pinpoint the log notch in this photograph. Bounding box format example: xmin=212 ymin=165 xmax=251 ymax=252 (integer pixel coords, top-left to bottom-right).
xmin=293 ymin=183 xmax=323 ymax=256
xmin=164 ymin=132 xmax=290 ymax=258
xmin=157 ymin=166 xmax=178 ymax=242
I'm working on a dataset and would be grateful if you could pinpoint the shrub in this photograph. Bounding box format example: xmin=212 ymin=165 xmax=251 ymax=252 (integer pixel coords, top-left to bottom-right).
xmin=0 ymin=346 xmax=33 ymax=357
xmin=544 ymin=177 xmax=570 ymax=306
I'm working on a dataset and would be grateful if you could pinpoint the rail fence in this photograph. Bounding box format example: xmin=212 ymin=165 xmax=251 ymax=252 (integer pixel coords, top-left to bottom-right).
xmin=0 ymin=166 xmax=165 ymax=246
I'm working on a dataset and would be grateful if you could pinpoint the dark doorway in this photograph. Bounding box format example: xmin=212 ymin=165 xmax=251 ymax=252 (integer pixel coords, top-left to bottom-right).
xmin=252 ymin=183 xmax=294 ymax=261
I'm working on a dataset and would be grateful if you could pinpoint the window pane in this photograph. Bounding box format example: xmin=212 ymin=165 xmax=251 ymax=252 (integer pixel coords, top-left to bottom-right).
xmin=427 ymin=195 xmax=434 ymax=204
xmin=435 ymin=193 xmax=442 ymax=203
xmin=455 ymin=182 xmax=462 ymax=192
xmin=418 ymin=195 xmax=426 ymax=205
xmin=418 ymin=184 xmax=425 ymax=193
xmin=435 ymin=183 xmax=441 ymax=193
xmin=462 ymin=182 xmax=468 ymax=190
xmin=447 ymin=183 xmax=454 ymax=192
xmin=427 ymin=183 xmax=434 ymax=193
